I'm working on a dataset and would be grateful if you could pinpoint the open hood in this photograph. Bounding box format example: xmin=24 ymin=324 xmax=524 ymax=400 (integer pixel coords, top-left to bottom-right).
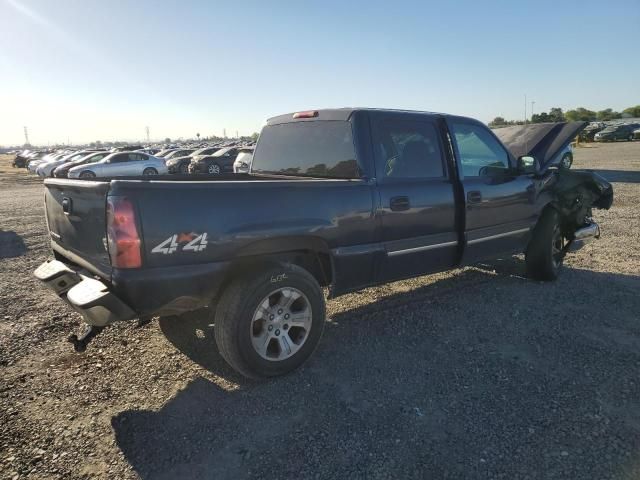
xmin=493 ymin=122 xmax=587 ymax=166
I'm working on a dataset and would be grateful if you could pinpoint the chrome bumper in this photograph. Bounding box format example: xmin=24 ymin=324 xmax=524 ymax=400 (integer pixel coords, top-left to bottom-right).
xmin=34 ymin=259 xmax=136 ymax=327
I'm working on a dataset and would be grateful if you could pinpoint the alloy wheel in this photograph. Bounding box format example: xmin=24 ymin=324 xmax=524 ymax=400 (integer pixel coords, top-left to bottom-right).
xmin=250 ymin=287 xmax=312 ymax=361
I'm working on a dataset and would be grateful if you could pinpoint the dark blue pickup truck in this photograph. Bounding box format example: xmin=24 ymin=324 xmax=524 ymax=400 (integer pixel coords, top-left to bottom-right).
xmin=35 ymin=109 xmax=613 ymax=378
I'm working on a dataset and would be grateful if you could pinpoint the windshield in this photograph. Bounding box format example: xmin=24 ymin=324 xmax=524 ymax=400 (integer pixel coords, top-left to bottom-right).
xmin=212 ymin=148 xmax=232 ymax=157
xmin=252 ymin=121 xmax=359 ymax=178
xmin=74 ymin=153 xmax=102 ymax=164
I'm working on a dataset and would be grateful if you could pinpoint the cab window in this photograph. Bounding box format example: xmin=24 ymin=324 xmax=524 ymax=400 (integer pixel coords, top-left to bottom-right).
xmin=373 ymin=119 xmax=445 ymax=180
xmin=450 ymin=122 xmax=510 ymax=177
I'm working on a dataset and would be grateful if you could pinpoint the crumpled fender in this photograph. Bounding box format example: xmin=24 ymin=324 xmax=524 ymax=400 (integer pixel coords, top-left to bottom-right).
xmin=553 ymin=169 xmax=614 ymax=210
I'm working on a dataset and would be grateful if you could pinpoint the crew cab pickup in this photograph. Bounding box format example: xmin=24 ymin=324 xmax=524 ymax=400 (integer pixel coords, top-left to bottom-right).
xmin=35 ymin=109 xmax=613 ymax=378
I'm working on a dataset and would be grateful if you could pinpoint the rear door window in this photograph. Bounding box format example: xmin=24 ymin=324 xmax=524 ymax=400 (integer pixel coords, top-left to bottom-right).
xmin=252 ymin=121 xmax=360 ymax=178
xmin=372 ymin=119 xmax=445 ymax=179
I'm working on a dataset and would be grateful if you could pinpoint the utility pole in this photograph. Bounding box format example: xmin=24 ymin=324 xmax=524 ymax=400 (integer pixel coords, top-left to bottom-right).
xmin=531 ymin=101 xmax=536 ymax=122
xmin=235 ymin=130 xmax=238 ymax=139
xmin=23 ymin=126 xmax=30 ymax=146
xmin=145 ymin=126 xmax=150 ymax=143
xmin=524 ymin=94 xmax=527 ymax=125
xmin=223 ymin=128 xmax=227 ymax=139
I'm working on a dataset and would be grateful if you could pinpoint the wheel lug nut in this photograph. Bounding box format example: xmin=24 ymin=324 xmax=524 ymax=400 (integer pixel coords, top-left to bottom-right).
xmin=269 ymin=314 xmax=274 ymax=320
xmin=275 ymin=329 xmax=280 ymax=336
xmin=283 ymin=324 xmax=289 ymax=330
xmin=268 ymin=325 xmax=273 ymax=331
xmin=277 ymin=309 xmax=283 ymax=314
xmin=284 ymin=313 xmax=290 ymax=319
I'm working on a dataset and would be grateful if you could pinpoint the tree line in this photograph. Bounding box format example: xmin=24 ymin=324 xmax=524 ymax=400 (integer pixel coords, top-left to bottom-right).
xmin=489 ymin=105 xmax=640 ymax=127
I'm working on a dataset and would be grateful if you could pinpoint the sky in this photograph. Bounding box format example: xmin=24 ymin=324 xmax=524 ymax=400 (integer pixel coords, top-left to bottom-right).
xmin=0 ymin=0 xmax=638 ymax=146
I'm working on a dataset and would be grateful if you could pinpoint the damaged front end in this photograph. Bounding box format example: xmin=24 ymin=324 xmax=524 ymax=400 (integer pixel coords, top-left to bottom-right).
xmin=551 ymin=168 xmax=613 ymax=252
xmin=495 ymin=121 xmax=614 ymax=254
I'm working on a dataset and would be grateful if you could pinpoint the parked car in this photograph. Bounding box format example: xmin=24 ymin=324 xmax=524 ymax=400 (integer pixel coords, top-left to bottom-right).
xmin=233 ymin=147 xmax=255 ymax=173
xmin=188 ymin=147 xmax=239 ymax=174
xmin=35 ymin=108 xmax=613 ymax=378
xmin=166 ymin=147 xmax=223 ymax=174
xmin=53 ymin=151 xmax=111 ymax=178
xmin=594 ymin=124 xmax=636 ymax=142
xmin=579 ymin=123 xmax=606 ymax=142
xmin=163 ymin=149 xmax=195 ymax=161
xmin=67 ymin=152 xmax=167 ymax=178
xmin=28 ymin=152 xmax=70 ymax=173
xmin=37 ymin=150 xmax=101 ymax=177
xmin=112 ymin=145 xmax=143 ymax=152
xmin=551 ymin=144 xmax=573 ymax=169
xmin=154 ymin=148 xmax=179 ymax=158
xmin=14 ymin=150 xmax=48 ymax=168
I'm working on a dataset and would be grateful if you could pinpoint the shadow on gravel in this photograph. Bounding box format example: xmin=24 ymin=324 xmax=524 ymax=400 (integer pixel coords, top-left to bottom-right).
xmin=0 ymin=230 xmax=27 ymax=258
xmin=591 ymin=169 xmax=640 ymax=183
xmin=115 ymin=257 xmax=640 ymax=480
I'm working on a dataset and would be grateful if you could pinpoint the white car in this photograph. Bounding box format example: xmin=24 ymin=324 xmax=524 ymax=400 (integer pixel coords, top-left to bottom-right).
xmin=68 ymin=151 xmax=168 ymax=178
xmin=233 ymin=147 xmax=255 ymax=173
xmin=36 ymin=150 xmax=100 ymax=177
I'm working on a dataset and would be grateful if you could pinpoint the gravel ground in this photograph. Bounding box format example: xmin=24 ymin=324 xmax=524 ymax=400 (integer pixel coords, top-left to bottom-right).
xmin=1 ymin=142 xmax=639 ymax=480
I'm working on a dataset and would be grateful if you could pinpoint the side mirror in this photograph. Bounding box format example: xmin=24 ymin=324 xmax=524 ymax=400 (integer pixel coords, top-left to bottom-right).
xmin=517 ymin=155 xmax=540 ymax=175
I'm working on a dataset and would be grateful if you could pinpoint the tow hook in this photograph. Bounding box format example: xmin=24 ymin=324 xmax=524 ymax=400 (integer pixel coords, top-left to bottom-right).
xmin=68 ymin=324 xmax=104 ymax=352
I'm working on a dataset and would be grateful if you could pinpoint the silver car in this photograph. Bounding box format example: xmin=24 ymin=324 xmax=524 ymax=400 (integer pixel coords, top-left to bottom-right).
xmin=37 ymin=150 xmax=101 ymax=177
xmin=68 ymin=152 xmax=168 ymax=179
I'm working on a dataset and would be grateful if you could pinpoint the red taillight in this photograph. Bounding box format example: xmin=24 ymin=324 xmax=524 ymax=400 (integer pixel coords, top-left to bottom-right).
xmin=293 ymin=110 xmax=318 ymax=119
xmin=106 ymin=197 xmax=141 ymax=268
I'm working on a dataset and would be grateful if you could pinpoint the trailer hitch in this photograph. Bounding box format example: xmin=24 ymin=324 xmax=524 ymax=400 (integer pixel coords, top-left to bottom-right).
xmin=68 ymin=324 xmax=104 ymax=352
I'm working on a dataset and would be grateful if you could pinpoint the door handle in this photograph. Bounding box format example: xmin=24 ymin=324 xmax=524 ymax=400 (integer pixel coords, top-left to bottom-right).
xmin=62 ymin=197 xmax=72 ymax=215
xmin=467 ymin=191 xmax=482 ymax=204
xmin=390 ymin=196 xmax=410 ymax=211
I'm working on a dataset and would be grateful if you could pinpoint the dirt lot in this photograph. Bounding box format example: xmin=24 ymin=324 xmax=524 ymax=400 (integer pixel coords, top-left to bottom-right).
xmin=1 ymin=143 xmax=639 ymax=480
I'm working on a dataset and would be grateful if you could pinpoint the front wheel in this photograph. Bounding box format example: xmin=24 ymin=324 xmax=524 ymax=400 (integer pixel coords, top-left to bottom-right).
xmin=629 ymin=134 xmax=634 ymax=142
xmin=79 ymin=171 xmax=96 ymax=179
xmin=525 ymin=209 xmax=564 ymax=281
xmin=208 ymin=163 xmax=221 ymax=175
xmin=560 ymin=153 xmax=573 ymax=169
xmin=214 ymin=263 xmax=326 ymax=378
xmin=143 ymin=167 xmax=158 ymax=175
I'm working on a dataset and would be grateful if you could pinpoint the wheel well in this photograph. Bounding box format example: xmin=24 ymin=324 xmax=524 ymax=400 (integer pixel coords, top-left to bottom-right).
xmin=214 ymin=238 xmax=334 ymax=303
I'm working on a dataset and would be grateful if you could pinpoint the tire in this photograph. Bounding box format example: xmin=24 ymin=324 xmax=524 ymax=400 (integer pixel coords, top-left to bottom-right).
xmin=560 ymin=153 xmax=573 ymax=169
xmin=208 ymin=163 xmax=221 ymax=175
xmin=525 ymin=208 xmax=564 ymax=281
xmin=143 ymin=167 xmax=158 ymax=175
xmin=629 ymin=134 xmax=634 ymax=142
xmin=214 ymin=263 xmax=326 ymax=378
xmin=179 ymin=163 xmax=188 ymax=174
xmin=79 ymin=171 xmax=96 ymax=179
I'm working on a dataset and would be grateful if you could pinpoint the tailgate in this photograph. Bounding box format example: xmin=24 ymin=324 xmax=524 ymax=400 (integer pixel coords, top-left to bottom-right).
xmin=44 ymin=179 xmax=112 ymax=277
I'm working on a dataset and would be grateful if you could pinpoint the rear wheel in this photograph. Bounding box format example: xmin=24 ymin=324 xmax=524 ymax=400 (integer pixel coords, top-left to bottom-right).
xmin=525 ymin=209 xmax=564 ymax=281
xmin=143 ymin=167 xmax=158 ymax=175
xmin=208 ymin=163 xmax=221 ymax=175
xmin=79 ymin=171 xmax=96 ymax=179
xmin=560 ymin=153 xmax=573 ymax=169
xmin=214 ymin=263 xmax=326 ymax=378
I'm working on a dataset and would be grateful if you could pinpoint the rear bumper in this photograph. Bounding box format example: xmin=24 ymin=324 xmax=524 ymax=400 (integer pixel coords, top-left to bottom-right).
xmin=35 ymin=257 xmax=232 ymax=323
xmin=34 ymin=260 xmax=136 ymax=326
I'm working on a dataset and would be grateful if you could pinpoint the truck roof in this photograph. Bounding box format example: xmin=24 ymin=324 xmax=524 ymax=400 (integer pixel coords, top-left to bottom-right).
xmin=266 ymin=108 xmax=478 ymax=125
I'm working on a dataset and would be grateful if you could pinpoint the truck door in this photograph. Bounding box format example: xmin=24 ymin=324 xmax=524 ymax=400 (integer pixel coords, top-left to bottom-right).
xmin=371 ymin=113 xmax=458 ymax=282
xmin=447 ymin=119 xmax=537 ymax=263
